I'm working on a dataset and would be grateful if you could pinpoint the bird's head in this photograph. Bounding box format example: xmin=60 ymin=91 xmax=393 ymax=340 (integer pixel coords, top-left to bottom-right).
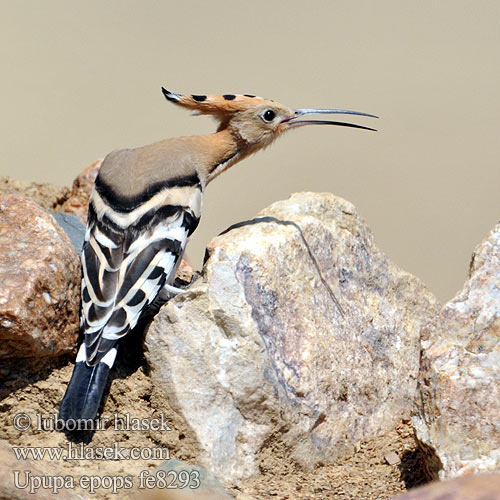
xmin=161 ymin=88 xmax=377 ymax=151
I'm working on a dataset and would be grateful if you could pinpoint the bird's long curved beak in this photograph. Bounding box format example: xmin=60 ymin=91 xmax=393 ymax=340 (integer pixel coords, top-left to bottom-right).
xmin=285 ymin=108 xmax=378 ymax=131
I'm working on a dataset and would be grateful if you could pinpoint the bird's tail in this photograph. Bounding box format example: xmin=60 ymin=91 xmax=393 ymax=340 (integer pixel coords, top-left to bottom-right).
xmin=58 ymin=343 xmax=117 ymax=424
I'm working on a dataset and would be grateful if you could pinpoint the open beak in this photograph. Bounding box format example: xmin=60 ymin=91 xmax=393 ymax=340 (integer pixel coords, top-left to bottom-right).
xmin=285 ymin=108 xmax=378 ymax=131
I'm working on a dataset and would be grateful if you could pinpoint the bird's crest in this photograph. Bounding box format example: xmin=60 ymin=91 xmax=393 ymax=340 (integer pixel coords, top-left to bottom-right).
xmin=161 ymin=87 xmax=275 ymax=116
xmin=161 ymin=87 xmax=378 ymax=135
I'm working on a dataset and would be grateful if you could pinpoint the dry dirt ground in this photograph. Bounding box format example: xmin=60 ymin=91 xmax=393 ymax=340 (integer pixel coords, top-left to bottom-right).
xmin=1 ymin=342 xmax=429 ymax=500
xmin=233 ymin=420 xmax=428 ymax=500
xmin=0 ymin=176 xmax=70 ymax=211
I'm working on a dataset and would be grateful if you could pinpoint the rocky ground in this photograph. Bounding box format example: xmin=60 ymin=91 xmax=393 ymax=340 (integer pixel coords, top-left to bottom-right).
xmin=235 ymin=421 xmax=428 ymax=499
xmin=0 ymin=355 xmax=200 ymax=499
xmin=2 ymin=163 xmax=500 ymax=500
xmin=0 ymin=176 xmax=70 ymax=211
xmin=0 ymin=355 xmax=427 ymax=499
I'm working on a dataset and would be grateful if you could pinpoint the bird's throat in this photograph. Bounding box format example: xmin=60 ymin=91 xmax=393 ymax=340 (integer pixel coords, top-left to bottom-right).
xmin=204 ymin=129 xmax=247 ymax=184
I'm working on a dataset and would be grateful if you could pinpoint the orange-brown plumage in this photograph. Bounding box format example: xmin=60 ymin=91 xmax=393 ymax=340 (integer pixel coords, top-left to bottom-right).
xmin=162 ymin=89 xmax=276 ymax=114
xmin=160 ymin=88 xmax=377 ymax=183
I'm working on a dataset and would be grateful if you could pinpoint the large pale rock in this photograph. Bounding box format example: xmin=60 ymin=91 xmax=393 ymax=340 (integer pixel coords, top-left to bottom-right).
xmin=390 ymin=474 xmax=500 ymax=500
xmin=61 ymin=159 xmax=101 ymax=224
xmin=413 ymin=223 xmax=500 ymax=478
xmin=0 ymin=195 xmax=80 ymax=362
xmin=145 ymin=192 xmax=438 ymax=484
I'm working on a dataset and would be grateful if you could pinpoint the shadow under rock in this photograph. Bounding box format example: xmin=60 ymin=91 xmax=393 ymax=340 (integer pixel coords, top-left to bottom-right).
xmin=399 ymin=439 xmax=442 ymax=490
xmin=0 ymin=354 xmax=74 ymax=400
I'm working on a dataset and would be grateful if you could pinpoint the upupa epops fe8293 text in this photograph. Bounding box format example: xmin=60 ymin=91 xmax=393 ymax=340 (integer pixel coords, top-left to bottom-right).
xmin=59 ymin=88 xmax=377 ymax=423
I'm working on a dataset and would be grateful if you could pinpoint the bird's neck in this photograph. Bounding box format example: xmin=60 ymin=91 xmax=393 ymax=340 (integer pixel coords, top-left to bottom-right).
xmin=199 ymin=128 xmax=252 ymax=184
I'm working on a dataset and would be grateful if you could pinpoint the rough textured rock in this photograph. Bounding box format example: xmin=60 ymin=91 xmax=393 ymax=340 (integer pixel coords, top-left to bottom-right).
xmin=0 ymin=195 xmax=80 ymax=363
xmin=390 ymin=474 xmax=500 ymax=500
xmin=413 ymin=223 xmax=500 ymax=478
xmin=0 ymin=176 xmax=69 ymax=211
xmin=145 ymin=192 xmax=439 ymax=484
xmin=61 ymin=159 xmax=101 ymax=224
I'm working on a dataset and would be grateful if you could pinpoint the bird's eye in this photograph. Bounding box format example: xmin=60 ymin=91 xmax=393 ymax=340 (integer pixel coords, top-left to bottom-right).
xmin=262 ymin=109 xmax=276 ymax=122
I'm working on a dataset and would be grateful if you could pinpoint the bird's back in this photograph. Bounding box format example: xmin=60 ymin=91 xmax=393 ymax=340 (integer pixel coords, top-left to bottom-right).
xmin=97 ymin=135 xmax=211 ymax=202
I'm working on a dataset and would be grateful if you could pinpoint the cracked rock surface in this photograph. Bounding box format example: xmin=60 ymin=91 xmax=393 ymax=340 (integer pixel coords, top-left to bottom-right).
xmin=413 ymin=222 xmax=500 ymax=478
xmin=145 ymin=192 xmax=439 ymax=484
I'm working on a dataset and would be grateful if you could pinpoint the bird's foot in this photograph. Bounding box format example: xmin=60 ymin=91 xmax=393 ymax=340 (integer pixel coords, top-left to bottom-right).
xmin=172 ymin=271 xmax=201 ymax=290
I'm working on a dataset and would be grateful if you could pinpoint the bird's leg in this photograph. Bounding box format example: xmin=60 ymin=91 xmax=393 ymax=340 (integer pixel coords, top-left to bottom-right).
xmin=163 ymin=283 xmax=186 ymax=295
xmin=142 ymin=272 xmax=201 ymax=319
xmin=141 ymin=288 xmax=171 ymax=319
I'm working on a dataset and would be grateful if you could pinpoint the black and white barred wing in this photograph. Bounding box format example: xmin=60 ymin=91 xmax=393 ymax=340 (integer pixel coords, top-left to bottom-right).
xmin=81 ymin=208 xmax=189 ymax=366
xmin=60 ymin=173 xmax=202 ymax=422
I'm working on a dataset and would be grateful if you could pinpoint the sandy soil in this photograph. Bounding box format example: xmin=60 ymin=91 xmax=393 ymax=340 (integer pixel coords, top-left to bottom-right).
xmin=0 ymin=336 xmax=201 ymax=499
xmin=232 ymin=420 xmax=428 ymax=500
xmin=1 ymin=340 xmax=429 ymax=500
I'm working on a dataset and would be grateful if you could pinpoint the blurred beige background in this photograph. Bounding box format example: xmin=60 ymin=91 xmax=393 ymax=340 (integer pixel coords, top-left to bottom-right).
xmin=1 ymin=1 xmax=499 ymax=302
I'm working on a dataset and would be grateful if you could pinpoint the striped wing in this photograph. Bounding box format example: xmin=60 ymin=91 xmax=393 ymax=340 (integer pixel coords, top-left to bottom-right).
xmin=81 ymin=184 xmax=201 ymax=366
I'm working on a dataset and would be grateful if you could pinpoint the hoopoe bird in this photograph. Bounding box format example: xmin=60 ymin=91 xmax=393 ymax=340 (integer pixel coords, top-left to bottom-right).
xmin=59 ymin=88 xmax=377 ymax=423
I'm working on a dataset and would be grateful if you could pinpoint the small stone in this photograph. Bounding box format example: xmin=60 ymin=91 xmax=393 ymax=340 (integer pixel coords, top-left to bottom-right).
xmin=384 ymin=451 xmax=400 ymax=465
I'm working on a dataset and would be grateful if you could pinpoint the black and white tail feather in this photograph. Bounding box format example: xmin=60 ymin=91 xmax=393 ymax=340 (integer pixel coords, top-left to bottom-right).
xmin=59 ymin=174 xmax=201 ymax=423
